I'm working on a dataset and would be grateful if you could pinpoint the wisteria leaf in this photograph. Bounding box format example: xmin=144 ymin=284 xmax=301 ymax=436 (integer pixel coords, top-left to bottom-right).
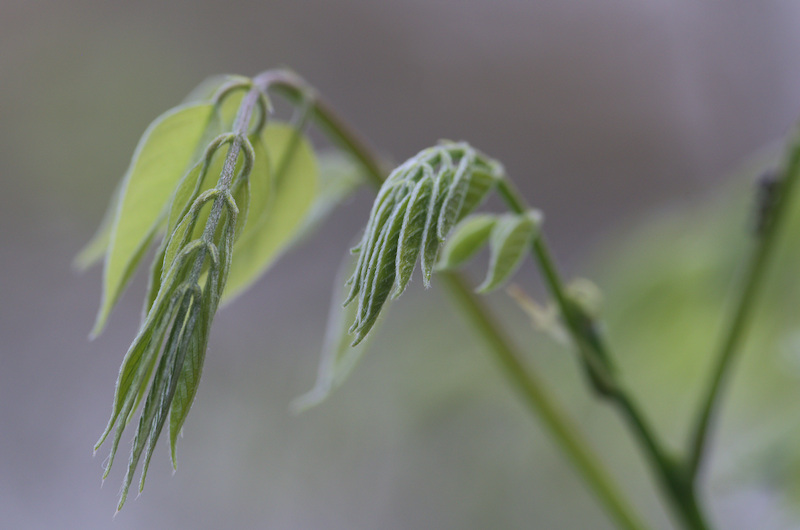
xmin=92 ymin=102 xmax=216 ymax=338
xmin=294 ymin=151 xmax=367 ymax=242
xmin=291 ymin=252 xmax=375 ymax=412
xmin=222 ymin=123 xmax=318 ymax=302
xmin=73 ymin=181 xmax=123 ymax=270
xmin=182 ymin=74 xmax=250 ymax=105
xmin=436 ymin=214 xmax=497 ymax=271
xmin=476 ymin=211 xmax=542 ymax=293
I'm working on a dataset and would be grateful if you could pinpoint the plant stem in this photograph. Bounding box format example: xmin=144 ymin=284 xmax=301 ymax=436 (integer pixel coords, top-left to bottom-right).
xmin=496 ymin=178 xmax=710 ymax=529
xmin=688 ymin=135 xmax=800 ymax=478
xmin=260 ymin=69 xmax=647 ymax=529
xmin=440 ymin=271 xmax=647 ymax=530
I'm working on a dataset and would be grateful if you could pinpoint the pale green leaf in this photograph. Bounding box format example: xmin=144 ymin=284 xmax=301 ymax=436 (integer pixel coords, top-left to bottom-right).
xmin=221 ymin=123 xmax=318 ymax=302
xmin=294 ymin=151 xmax=367 ymax=241
xmin=93 ymin=102 xmax=216 ymax=337
xmin=182 ymin=74 xmax=250 ymax=105
xmin=436 ymin=214 xmax=497 ymax=271
xmin=476 ymin=211 xmax=542 ymax=293
xmin=291 ymin=252 xmax=375 ymax=412
xmin=73 ymin=181 xmax=122 ymax=270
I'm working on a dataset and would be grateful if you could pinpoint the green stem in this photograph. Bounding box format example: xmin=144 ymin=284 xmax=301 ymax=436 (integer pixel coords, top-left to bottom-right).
xmin=688 ymin=134 xmax=800 ymax=478
xmin=262 ymin=69 xmax=647 ymax=529
xmin=496 ymin=178 xmax=710 ymax=530
xmin=441 ymin=272 xmax=647 ymax=530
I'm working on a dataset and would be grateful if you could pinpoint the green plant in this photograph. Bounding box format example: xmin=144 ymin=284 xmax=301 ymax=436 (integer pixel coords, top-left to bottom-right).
xmin=77 ymin=68 xmax=800 ymax=528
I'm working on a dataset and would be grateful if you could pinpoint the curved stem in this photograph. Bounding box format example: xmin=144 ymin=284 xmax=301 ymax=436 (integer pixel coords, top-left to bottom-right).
xmin=263 ymin=70 xmax=647 ymax=529
xmin=496 ymin=178 xmax=710 ymax=530
xmin=688 ymin=135 xmax=800 ymax=478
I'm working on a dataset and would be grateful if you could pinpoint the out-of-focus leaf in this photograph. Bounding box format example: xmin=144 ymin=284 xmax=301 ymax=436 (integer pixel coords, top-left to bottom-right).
xmin=92 ymin=103 xmax=215 ymax=337
xmin=436 ymin=214 xmax=497 ymax=271
xmin=294 ymin=151 xmax=367 ymax=241
xmin=221 ymin=123 xmax=318 ymax=302
xmin=73 ymin=181 xmax=122 ymax=270
xmin=476 ymin=211 xmax=541 ymax=293
xmin=291 ymin=252 xmax=376 ymax=412
xmin=182 ymin=74 xmax=250 ymax=105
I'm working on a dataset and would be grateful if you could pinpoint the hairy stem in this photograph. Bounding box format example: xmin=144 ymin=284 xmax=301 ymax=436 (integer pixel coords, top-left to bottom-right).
xmin=496 ymin=178 xmax=710 ymax=530
xmin=688 ymin=134 xmax=800 ymax=478
xmin=262 ymin=68 xmax=647 ymax=529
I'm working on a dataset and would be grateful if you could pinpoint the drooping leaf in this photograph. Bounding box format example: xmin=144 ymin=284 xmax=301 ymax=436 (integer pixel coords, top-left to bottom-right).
xmin=352 ymin=193 xmax=412 ymax=345
xmin=169 ymin=201 xmax=236 ymax=468
xmin=73 ymin=181 xmax=122 ymax=270
xmin=476 ymin=211 xmax=542 ymax=293
xmin=92 ymin=102 xmax=216 ymax=337
xmin=221 ymin=122 xmax=318 ymax=302
xmin=294 ymin=151 xmax=368 ymax=241
xmin=458 ymin=160 xmax=501 ymax=221
xmin=436 ymin=214 xmax=497 ymax=270
xmin=182 ymin=74 xmax=250 ymax=105
xmin=291 ymin=252 xmax=376 ymax=412
xmin=437 ymin=151 xmax=474 ymax=239
xmin=232 ymin=134 xmax=271 ymax=242
xmin=420 ymin=171 xmax=452 ymax=286
xmin=393 ymin=176 xmax=434 ymax=297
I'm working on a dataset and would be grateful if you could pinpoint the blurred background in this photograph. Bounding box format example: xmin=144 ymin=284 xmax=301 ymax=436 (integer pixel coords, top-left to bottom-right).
xmin=4 ymin=1 xmax=800 ymax=528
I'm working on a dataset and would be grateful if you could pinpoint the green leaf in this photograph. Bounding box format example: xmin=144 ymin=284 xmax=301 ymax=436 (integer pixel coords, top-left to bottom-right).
xmin=437 ymin=151 xmax=474 ymax=239
xmin=294 ymin=151 xmax=367 ymax=241
xmin=352 ymin=193 xmax=411 ymax=345
xmin=232 ymin=134 xmax=271 ymax=243
xmin=182 ymin=74 xmax=250 ymax=105
xmin=221 ymin=123 xmax=318 ymax=302
xmin=92 ymin=102 xmax=216 ymax=338
xmin=476 ymin=211 xmax=542 ymax=293
xmin=457 ymin=162 xmax=501 ymax=221
xmin=291 ymin=252 xmax=375 ymax=412
xmin=436 ymin=214 xmax=497 ymax=270
xmin=73 ymin=181 xmax=122 ymax=270
xmin=393 ymin=176 xmax=434 ymax=298
xmin=420 ymin=171 xmax=451 ymax=286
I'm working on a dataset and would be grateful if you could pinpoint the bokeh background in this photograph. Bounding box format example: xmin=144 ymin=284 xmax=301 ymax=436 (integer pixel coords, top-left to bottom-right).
xmin=4 ymin=1 xmax=800 ymax=528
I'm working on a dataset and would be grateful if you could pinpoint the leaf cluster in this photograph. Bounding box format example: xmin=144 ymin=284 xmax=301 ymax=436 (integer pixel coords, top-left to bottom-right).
xmin=78 ymin=75 xmax=332 ymax=509
xmin=344 ymin=142 xmax=504 ymax=345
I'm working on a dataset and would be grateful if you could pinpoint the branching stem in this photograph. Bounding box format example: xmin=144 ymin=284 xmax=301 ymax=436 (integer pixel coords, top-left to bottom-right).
xmin=259 ymin=69 xmax=647 ymax=530
xmin=496 ymin=178 xmax=710 ymax=530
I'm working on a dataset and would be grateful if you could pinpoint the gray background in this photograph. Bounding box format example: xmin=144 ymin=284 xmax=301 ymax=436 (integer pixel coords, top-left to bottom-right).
xmin=3 ymin=1 xmax=800 ymax=528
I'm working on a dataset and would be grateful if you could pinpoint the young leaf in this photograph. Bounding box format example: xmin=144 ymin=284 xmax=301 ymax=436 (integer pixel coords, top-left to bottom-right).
xmin=393 ymin=176 xmax=434 ymax=297
xmin=436 ymin=214 xmax=497 ymax=270
xmin=294 ymin=151 xmax=368 ymax=241
xmin=476 ymin=211 xmax=542 ymax=293
xmin=221 ymin=123 xmax=318 ymax=302
xmin=93 ymin=102 xmax=216 ymax=337
xmin=420 ymin=171 xmax=451 ymax=286
xmin=291 ymin=251 xmax=376 ymax=412
xmin=73 ymin=181 xmax=122 ymax=270
xmin=437 ymin=151 xmax=474 ymax=239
